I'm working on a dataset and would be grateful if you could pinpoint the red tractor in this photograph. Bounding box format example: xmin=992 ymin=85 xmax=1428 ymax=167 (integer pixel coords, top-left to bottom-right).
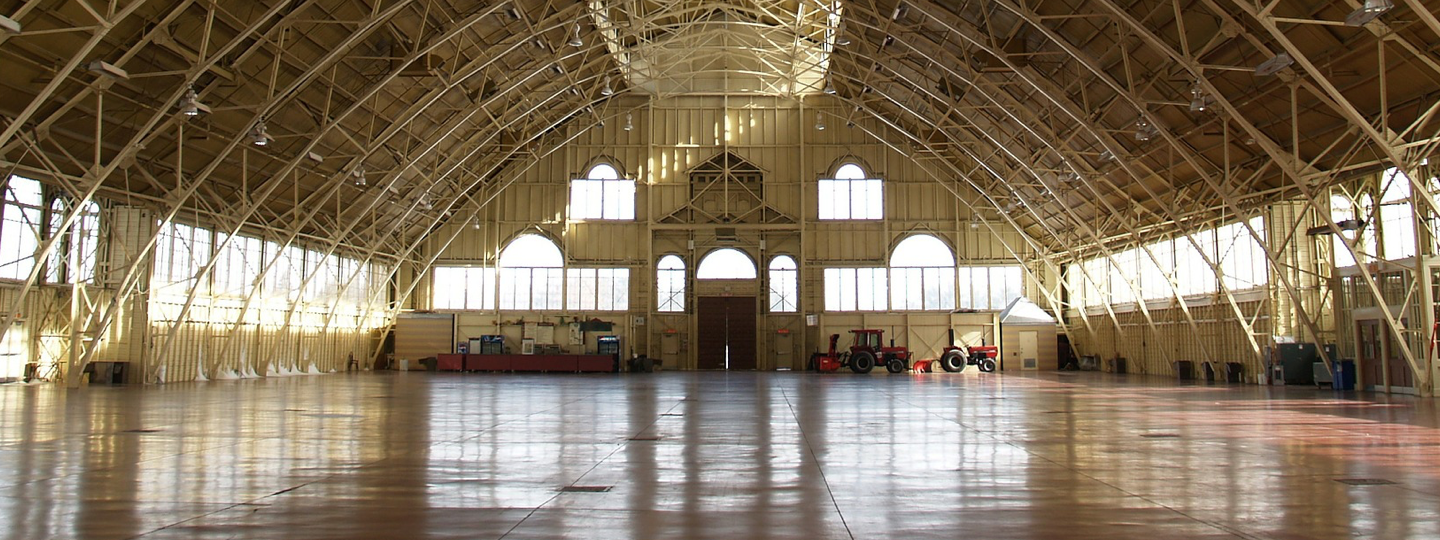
xmin=809 ymin=329 xmax=913 ymax=374
xmin=937 ymin=329 xmax=998 ymax=373
xmin=846 ymin=329 xmax=912 ymax=374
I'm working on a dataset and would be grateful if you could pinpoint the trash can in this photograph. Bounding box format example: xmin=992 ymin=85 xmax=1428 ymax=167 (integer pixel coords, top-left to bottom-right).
xmin=1332 ymin=360 xmax=1356 ymax=391
xmin=1108 ymin=357 xmax=1127 ymax=374
xmin=1175 ymin=360 xmax=1194 ymax=381
xmin=1225 ymin=362 xmax=1243 ymax=383
xmin=1201 ymin=362 xmax=1216 ymax=382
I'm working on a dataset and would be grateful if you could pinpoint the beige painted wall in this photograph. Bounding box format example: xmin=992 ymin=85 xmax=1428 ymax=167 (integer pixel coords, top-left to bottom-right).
xmin=423 ymin=95 xmax=1044 ymax=370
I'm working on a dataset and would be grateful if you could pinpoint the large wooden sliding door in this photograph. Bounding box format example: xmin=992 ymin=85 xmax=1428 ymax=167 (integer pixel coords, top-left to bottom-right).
xmin=696 ymin=297 xmax=757 ymax=370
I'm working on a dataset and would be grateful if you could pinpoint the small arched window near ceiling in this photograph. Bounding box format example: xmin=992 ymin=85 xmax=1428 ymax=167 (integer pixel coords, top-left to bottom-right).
xmin=656 ymin=255 xmax=686 ymax=312
xmin=696 ymin=248 xmax=757 ymax=279
xmin=570 ymin=162 xmax=635 ymax=220
xmin=499 ymin=234 xmax=564 ymax=310
xmin=889 ymin=234 xmax=956 ymax=311
xmin=835 ymin=163 xmax=866 ymax=179
xmin=768 ymin=255 xmax=798 ymax=312
xmin=819 ymin=162 xmax=883 ymax=220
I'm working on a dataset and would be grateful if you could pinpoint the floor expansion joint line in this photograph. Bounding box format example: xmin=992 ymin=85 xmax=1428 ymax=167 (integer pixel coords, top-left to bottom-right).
xmin=779 ymin=385 xmax=856 ymax=540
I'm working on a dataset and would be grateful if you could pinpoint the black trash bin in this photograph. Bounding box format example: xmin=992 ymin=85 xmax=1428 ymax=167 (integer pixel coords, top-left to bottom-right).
xmin=1175 ymin=360 xmax=1194 ymax=381
xmin=1201 ymin=362 xmax=1216 ymax=382
xmin=1225 ymin=362 xmax=1243 ymax=383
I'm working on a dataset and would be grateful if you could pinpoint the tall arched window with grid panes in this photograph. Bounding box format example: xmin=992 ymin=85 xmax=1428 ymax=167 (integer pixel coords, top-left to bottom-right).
xmin=656 ymin=255 xmax=686 ymax=312
xmin=889 ymin=234 xmax=955 ymax=311
xmin=499 ymin=234 xmax=564 ymax=310
xmin=768 ymin=255 xmax=798 ymax=312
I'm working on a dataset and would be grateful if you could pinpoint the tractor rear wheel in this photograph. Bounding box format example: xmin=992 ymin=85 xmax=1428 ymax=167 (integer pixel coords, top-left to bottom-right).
xmin=940 ymin=350 xmax=966 ymax=373
xmin=850 ymin=351 xmax=875 ymax=374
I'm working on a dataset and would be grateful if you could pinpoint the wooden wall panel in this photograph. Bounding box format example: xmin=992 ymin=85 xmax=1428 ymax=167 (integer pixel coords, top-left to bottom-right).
xmin=396 ymin=313 xmax=454 ymax=363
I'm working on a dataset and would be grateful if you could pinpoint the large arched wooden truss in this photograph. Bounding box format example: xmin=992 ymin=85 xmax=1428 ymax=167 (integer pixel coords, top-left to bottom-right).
xmin=1 ymin=0 xmax=1437 ymax=393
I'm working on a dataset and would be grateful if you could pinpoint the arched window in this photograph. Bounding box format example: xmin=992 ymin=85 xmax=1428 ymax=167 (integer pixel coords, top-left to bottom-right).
xmin=768 ymin=255 xmax=798 ymax=312
xmin=570 ymin=162 xmax=635 ymax=220
xmin=889 ymin=235 xmax=955 ymax=310
xmin=818 ymin=162 xmax=883 ymax=220
xmin=656 ymin=255 xmax=686 ymax=312
xmin=696 ymin=248 xmax=757 ymax=279
xmin=499 ymin=234 xmax=564 ymax=310
xmin=587 ymin=163 xmax=619 ymax=179
xmin=835 ymin=163 xmax=866 ymax=179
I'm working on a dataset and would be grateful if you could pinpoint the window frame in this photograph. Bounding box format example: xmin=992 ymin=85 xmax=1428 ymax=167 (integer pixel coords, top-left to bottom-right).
xmin=818 ymin=162 xmax=884 ymax=221
xmin=823 ymin=267 xmax=888 ymax=312
xmin=0 ymin=176 xmax=44 ymax=282
xmin=696 ymin=248 xmax=758 ymax=280
xmin=432 ymin=265 xmax=497 ymax=310
xmin=569 ymin=163 xmax=636 ymax=221
xmin=565 ymin=267 xmax=630 ymax=311
xmin=498 ymin=234 xmax=565 ymax=311
xmin=958 ymin=265 xmax=1023 ymax=311
xmin=656 ymin=254 xmax=686 ymax=312
xmin=767 ymin=255 xmax=799 ymax=313
xmin=888 ymin=234 xmax=956 ymax=311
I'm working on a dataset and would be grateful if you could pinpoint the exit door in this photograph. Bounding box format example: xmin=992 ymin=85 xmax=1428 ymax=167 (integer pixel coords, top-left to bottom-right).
xmin=696 ymin=297 xmax=756 ymax=370
xmin=1019 ymin=331 xmax=1039 ymax=370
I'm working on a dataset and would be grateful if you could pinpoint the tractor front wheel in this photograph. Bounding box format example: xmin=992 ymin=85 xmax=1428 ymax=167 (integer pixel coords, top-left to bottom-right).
xmin=850 ymin=351 xmax=876 ymax=374
xmin=940 ymin=350 xmax=966 ymax=373
xmin=980 ymin=359 xmax=997 ymax=373
xmin=885 ymin=357 xmax=906 ymax=373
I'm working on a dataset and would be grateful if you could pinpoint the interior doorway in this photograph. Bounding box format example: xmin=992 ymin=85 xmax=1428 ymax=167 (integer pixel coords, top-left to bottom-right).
xmin=697 ymin=296 xmax=756 ymax=370
xmin=1358 ymin=320 xmax=1382 ymax=389
xmin=1383 ymin=321 xmax=1414 ymax=389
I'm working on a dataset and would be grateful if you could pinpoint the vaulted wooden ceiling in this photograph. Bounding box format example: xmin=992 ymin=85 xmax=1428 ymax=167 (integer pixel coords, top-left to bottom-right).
xmin=1 ymin=0 xmax=1436 ymax=261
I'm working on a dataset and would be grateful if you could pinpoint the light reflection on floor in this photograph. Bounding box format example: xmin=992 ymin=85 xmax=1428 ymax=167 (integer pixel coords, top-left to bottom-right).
xmin=1 ymin=371 xmax=1438 ymax=539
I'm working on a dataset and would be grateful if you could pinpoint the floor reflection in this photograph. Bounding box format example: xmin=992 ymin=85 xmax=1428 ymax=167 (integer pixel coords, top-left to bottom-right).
xmin=1 ymin=371 xmax=1438 ymax=539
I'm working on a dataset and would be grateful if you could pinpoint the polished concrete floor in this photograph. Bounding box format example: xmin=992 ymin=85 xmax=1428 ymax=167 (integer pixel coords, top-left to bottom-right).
xmin=2 ymin=371 xmax=1440 ymax=539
